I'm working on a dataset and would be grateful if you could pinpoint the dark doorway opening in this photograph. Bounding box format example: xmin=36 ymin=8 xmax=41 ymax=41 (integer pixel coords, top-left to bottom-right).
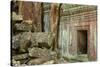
xmin=77 ymin=30 xmax=88 ymax=54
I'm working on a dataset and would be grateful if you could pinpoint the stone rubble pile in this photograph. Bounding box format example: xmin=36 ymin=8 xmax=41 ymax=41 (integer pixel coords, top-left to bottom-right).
xmin=12 ymin=12 xmax=57 ymax=66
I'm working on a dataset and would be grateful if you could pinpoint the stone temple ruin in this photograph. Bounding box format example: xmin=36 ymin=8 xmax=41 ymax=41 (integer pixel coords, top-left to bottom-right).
xmin=11 ymin=1 xmax=97 ymax=66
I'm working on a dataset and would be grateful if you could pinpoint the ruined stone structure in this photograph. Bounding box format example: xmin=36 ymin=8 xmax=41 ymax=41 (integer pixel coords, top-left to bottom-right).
xmin=59 ymin=5 xmax=97 ymax=61
xmin=11 ymin=1 xmax=97 ymax=66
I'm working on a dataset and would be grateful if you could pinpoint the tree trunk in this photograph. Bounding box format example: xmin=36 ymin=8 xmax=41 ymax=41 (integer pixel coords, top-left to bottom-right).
xmin=32 ymin=2 xmax=43 ymax=32
xmin=50 ymin=4 xmax=61 ymax=50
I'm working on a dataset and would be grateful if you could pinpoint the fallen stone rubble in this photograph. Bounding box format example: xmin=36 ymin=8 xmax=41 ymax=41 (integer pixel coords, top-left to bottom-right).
xmin=12 ymin=32 xmax=57 ymax=66
xmin=12 ymin=12 xmax=60 ymax=66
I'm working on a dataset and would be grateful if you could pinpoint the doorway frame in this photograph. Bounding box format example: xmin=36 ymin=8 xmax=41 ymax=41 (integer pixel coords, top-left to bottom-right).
xmin=75 ymin=25 xmax=90 ymax=56
xmin=77 ymin=30 xmax=88 ymax=54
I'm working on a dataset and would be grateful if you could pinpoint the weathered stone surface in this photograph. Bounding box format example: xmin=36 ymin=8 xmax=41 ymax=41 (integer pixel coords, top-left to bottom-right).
xmin=19 ymin=32 xmax=32 ymax=52
xmin=28 ymin=47 xmax=57 ymax=60
xmin=30 ymin=37 xmax=38 ymax=47
xmin=28 ymin=47 xmax=49 ymax=58
xmin=23 ymin=20 xmax=33 ymax=25
xmin=12 ymin=32 xmax=32 ymax=52
xmin=12 ymin=53 xmax=29 ymax=60
xmin=57 ymin=58 xmax=68 ymax=63
xmin=12 ymin=34 xmax=21 ymax=50
xmin=12 ymin=59 xmax=20 ymax=66
xmin=12 ymin=12 xmax=23 ymax=22
xmin=12 ymin=32 xmax=55 ymax=53
xmin=43 ymin=60 xmax=55 ymax=64
xmin=27 ymin=57 xmax=50 ymax=65
xmin=15 ymin=23 xmax=32 ymax=31
xmin=31 ymin=32 xmax=55 ymax=48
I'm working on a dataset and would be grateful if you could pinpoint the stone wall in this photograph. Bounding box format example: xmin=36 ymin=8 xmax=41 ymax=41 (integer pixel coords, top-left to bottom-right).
xmin=59 ymin=9 xmax=97 ymax=61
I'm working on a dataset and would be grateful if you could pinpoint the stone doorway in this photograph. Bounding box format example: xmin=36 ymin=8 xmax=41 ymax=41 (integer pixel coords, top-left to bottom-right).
xmin=77 ymin=30 xmax=88 ymax=55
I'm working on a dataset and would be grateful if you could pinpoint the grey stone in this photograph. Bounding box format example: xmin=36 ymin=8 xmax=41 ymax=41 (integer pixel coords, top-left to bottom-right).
xmin=23 ymin=20 xmax=33 ymax=25
xmin=12 ymin=34 xmax=21 ymax=50
xmin=15 ymin=23 xmax=32 ymax=31
xmin=28 ymin=47 xmax=49 ymax=58
xmin=27 ymin=57 xmax=50 ymax=65
xmin=19 ymin=32 xmax=32 ymax=52
xmin=12 ymin=59 xmax=20 ymax=66
xmin=28 ymin=47 xmax=57 ymax=60
xmin=43 ymin=60 xmax=55 ymax=64
xmin=12 ymin=12 xmax=23 ymax=22
xmin=31 ymin=32 xmax=55 ymax=48
xmin=12 ymin=32 xmax=55 ymax=52
xmin=12 ymin=32 xmax=32 ymax=53
xmin=12 ymin=53 xmax=29 ymax=60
